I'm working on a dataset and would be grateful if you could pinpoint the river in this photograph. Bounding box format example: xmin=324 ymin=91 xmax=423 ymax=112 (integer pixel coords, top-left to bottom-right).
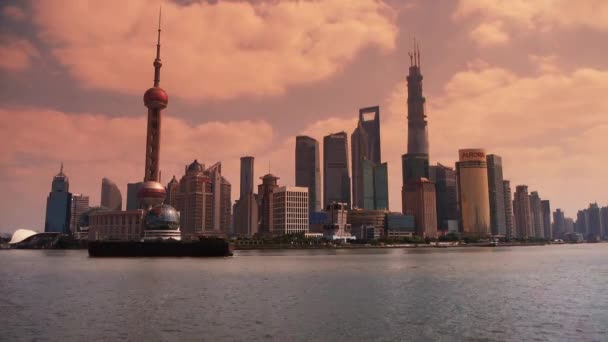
xmin=1 ymin=244 xmax=607 ymax=341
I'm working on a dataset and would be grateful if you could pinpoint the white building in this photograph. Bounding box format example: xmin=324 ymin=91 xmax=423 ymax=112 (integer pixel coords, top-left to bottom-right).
xmin=272 ymin=186 xmax=309 ymax=235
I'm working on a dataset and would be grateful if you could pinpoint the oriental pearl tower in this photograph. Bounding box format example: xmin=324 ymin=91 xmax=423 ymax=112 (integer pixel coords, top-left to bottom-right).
xmin=138 ymin=9 xmax=169 ymax=210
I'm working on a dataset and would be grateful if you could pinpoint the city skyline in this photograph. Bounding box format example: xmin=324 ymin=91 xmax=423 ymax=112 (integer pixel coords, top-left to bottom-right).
xmin=2 ymin=1 xmax=608 ymax=233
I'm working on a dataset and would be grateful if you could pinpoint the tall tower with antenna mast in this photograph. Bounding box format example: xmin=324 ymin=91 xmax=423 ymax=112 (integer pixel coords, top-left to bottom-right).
xmin=138 ymin=8 xmax=169 ymax=209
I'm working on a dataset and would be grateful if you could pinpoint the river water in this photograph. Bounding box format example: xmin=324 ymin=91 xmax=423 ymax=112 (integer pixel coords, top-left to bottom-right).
xmin=1 ymin=244 xmax=607 ymax=341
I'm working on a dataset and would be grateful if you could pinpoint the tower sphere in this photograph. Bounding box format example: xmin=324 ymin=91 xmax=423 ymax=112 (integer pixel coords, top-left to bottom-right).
xmin=144 ymin=87 xmax=168 ymax=109
xmin=137 ymin=181 xmax=166 ymax=208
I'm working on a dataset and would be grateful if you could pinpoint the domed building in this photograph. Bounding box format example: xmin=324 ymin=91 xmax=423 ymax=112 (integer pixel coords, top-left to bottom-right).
xmin=137 ymin=181 xmax=166 ymax=209
xmin=143 ymin=204 xmax=181 ymax=240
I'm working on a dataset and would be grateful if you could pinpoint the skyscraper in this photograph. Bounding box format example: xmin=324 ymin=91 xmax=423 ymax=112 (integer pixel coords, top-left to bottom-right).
xmin=295 ymin=136 xmax=321 ymax=214
xmin=513 ymin=185 xmax=533 ymax=239
xmin=239 ymin=156 xmax=254 ymax=199
xmin=233 ymin=156 xmax=258 ymax=237
xmin=456 ymin=149 xmax=491 ymax=237
xmin=100 ymin=178 xmax=122 ymax=211
xmin=69 ymin=193 xmax=90 ymax=234
xmin=541 ymin=200 xmax=552 ymax=239
xmin=165 ymin=176 xmax=179 ymax=207
xmin=486 ymin=155 xmax=506 ymax=236
xmin=323 ymin=132 xmax=351 ymax=208
xmin=576 ymin=209 xmax=588 ymax=236
xmin=503 ymin=180 xmax=514 ymax=239
xmin=601 ymin=206 xmax=608 ymax=240
xmin=402 ymin=44 xmax=430 ymax=214
xmin=553 ymin=208 xmax=566 ymax=239
xmin=126 ymin=182 xmax=143 ymax=210
xmin=587 ymin=203 xmax=601 ymax=241
xmin=529 ymin=191 xmax=543 ymax=238
xmin=430 ymin=163 xmax=459 ymax=230
xmin=258 ymin=173 xmax=279 ymax=235
xmin=403 ymin=178 xmax=437 ymax=238
xmin=44 ymin=164 xmax=72 ymax=234
xmin=272 ymin=186 xmax=309 ymax=235
xmin=351 ymin=107 xmax=388 ymax=210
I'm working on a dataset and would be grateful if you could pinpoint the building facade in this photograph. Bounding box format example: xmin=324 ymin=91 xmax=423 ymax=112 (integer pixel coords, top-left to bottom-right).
xmin=348 ymin=209 xmax=388 ymax=240
xmin=324 ymin=202 xmax=353 ymax=240
xmin=272 ymin=186 xmax=309 ymax=235
xmin=587 ymin=203 xmax=602 ymax=241
xmin=88 ymin=210 xmax=144 ymax=241
xmin=513 ymin=185 xmax=533 ymax=239
xmin=430 ymin=163 xmax=459 ymax=231
xmin=45 ymin=164 xmax=72 ymax=234
xmin=541 ymin=200 xmax=552 ymax=239
xmin=352 ymin=106 xmax=387 ymax=210
xmin=323 ymin=132 xmax=351 ymax=208
xmin=126 ymin=182 xmax=143 ymax=210
xmin=529 ymin=191 xmax=544 ymax=239
xmin=295 ymin=136 xmax=322 ymax=214
xmin=403 ymin=178 xmax=437 ymax=238
xmin=385 ymin=213 xmax=416 ymax=238
xmin=233 ymin=156 xmax=258 ymax=237
xmin=69 ymin=194 xmax=90 ymax=234
xmin=553 ymin=209 xmax=566 ymax=239
xmin=486 ymin=155 xmax=506 ymax=236
xmin=456 ymin=149 xmax=491 ymax=238
xmin=258 ymin=173 xmax=280 ymax=235
xmin=503 ymin=180 xmax=514 ymax=239
xmin=100 ymin=178 xmax=122 ymax=211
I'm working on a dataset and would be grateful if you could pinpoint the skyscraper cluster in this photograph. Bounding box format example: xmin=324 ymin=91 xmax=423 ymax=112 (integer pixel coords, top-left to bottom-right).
xmin=41 ymin=27 xmax=605 ymax=243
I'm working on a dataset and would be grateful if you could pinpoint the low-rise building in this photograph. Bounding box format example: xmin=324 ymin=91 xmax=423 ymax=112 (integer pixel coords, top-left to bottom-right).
xmin=385 ymin=213 xmax=415 ymax=238
xmin=88 ymin=210 xmax=144 ymax=241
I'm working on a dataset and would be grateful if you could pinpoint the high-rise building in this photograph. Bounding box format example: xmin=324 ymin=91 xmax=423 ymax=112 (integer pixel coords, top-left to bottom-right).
xmin=175 ymin=160 xmax=213 ymax=238
xmin=100 ymin=178 xmax=122 ymax=211
xmin=553 ymin=209 xmax=566 ymax=239
xmin=486 ymin=155 xmax=506 ymax=236
xmin=126 ymin=182 xmax=143 ymax=210
xmin=430 ymin=163 xmax=459 ymax=230
xmin=456 ymin=149 xmax=491 ymax=237
xmin=272 ymin=186 xmax=309 ymax=235
xmin=258 ymin=173 xmax=279 ymax=235
xmin=403 ymin=178 xmax=437 ymax=238
xmin=601 ymin=206 xmax=608 ymax=240
xmin=587 ymin=203 xmax=601 ymax=241
xmin=564 ymin=217 xmax=575 ymax=234
xmin=576 ymin=209 xmax=588 ymax=236
xmin=174 ymin=160 xmax=231 ymax=237
xmin=529 ymin=191 xmax=543 ymax=238
xmin=45 ymin=164 xmax=73 ymax=234
xmin=233 ymin=156 xmax=258 ymax=237
xmin=352 ymin=107 xmax=387 ymax=210
xmin=240 ymin=156 xmax=255 ymax=199
xmin=323 ymin=132 xmax=351 ymax=208
xmin=165 ymin=176 xmax=179 ymax=207
xmin=295 ymin=136 xmax=321 ymax=214
xmin=513 ymin=185 xmax=533 ymax=239
xmin=541 ymin=200 xmax=551 ymax=239
xmin=503 ymin=180 xmax=514 ymax=239
xmin=402 ymin=44 xmax=430 ymax=214
xmin=69 ymin=194 xmax=90 ymax=234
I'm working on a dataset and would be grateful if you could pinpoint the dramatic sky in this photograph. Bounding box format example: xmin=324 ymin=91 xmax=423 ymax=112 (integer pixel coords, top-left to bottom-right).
xmin=1 ymin=0 xmax=607 ymax=233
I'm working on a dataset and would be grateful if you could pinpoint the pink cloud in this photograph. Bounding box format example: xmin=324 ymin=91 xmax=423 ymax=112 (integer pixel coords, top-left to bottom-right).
xmin=2 ymin=5 xmax=26 ymax=22
xmin=30 ymin=0 xmax=397 ymax=100
xmin=0 ymin=35 xmax=39 ymax=72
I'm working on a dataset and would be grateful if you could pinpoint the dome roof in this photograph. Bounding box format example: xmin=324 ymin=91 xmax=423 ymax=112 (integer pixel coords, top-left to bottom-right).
xmin=145 ymin=204 xmax=180 ymax=230
xmin=187 ymin=159 xmax=204 ymax=173
xmin=143 ymin=87 xmax=168 ymax=108
xmin=9 ymin=229 xmax=38 ymax=244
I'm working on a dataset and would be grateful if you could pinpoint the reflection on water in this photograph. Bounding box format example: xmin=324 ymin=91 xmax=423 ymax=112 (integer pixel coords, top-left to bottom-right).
xmin=1 ymin=244 xmax=607 ymax=341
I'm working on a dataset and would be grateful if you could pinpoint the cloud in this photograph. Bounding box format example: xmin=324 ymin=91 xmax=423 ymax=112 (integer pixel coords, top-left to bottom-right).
xmin=0 ymin=107 xmax=273 ymax=233
xmin=2 ymin=5 xmax=26 ymax=22
xmin=469 ymin=21 xmax=510 ymax=46
xmin=30 ymin=0 xmax=397 ymax=100
xmin=0 ymin=35 xmax=39 ymax=72
xmin=455 ymin=0 xmax=608 ymax=33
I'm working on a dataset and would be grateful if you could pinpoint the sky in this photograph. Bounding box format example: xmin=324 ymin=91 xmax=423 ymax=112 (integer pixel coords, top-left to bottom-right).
xmin=1 ymin=0 xmax=608 ymax=234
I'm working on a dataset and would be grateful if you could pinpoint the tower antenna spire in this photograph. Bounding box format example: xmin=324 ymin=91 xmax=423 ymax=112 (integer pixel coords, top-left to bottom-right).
xmin=60 ymin=162 xmax=63 ymax=174
xmin=416 ymin=40 xmax=421 ymax=68
xmin=153 ymin=5 xmax=162 ymax=87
